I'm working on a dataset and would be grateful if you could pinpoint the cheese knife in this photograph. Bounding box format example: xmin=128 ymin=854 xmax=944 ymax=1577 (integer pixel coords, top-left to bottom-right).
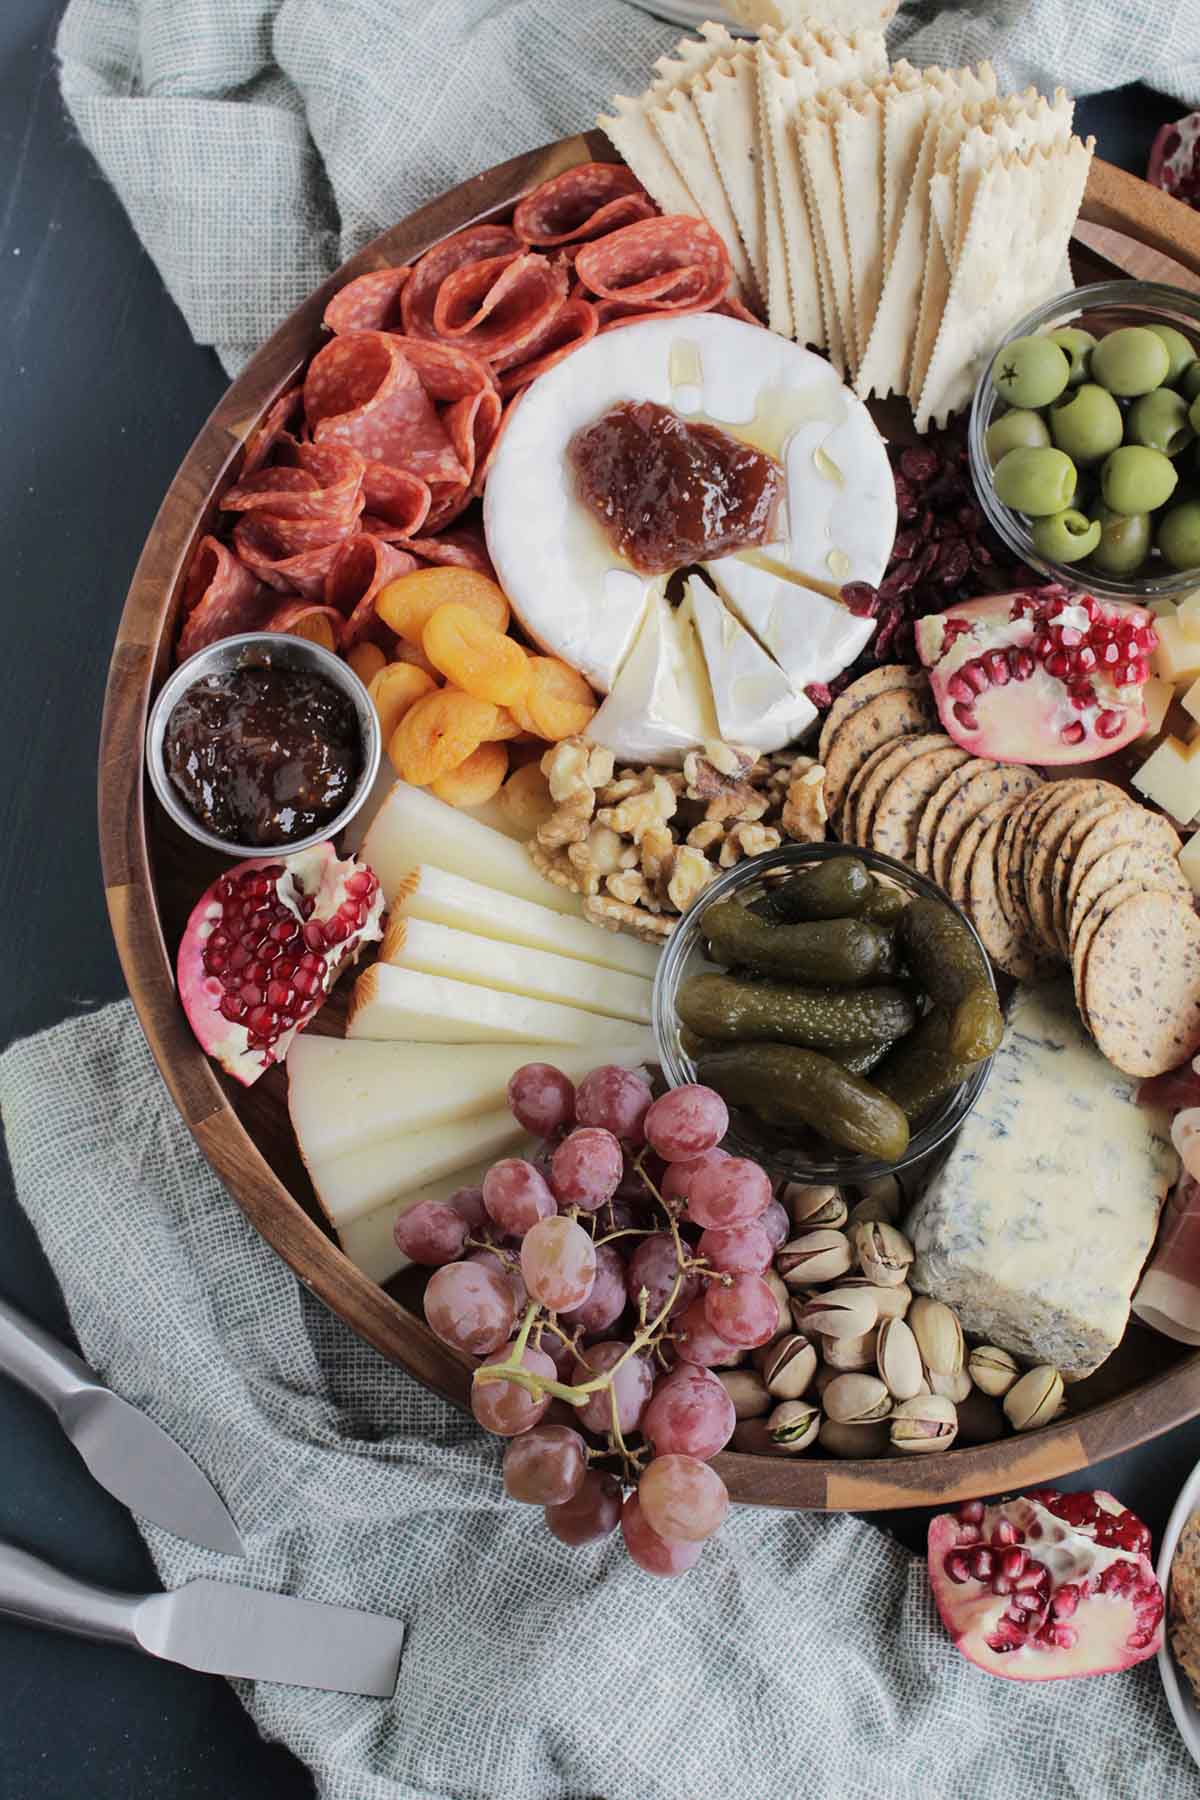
xmin=0 ymin=1543 xmax=404 ymax=1695
xmin=0 ymin=1297 xmax=244 ymax=1557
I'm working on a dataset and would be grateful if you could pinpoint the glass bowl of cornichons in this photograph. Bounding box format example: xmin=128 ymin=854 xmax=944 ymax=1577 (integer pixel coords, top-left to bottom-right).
xmin=652 ymin=842 xmax=999 ymax=1185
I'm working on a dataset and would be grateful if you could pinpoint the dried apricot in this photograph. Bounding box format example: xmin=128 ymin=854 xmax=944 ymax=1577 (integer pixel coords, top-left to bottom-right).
xmin=430 ymin=740 xmax=509 ymax=807
xmin=497 ymin=762 xmax=555 ymax=834
xmin=521 ymin=657 xmax=597 ymax=741
xmin=347 ymin=641 xmax=387 ymax=685
xmin=390 ymin=687 xmax=500 ymax=787
xmin=423 ymin=603 xmax=530 ymax=706
xmin=368 ymin=662 xmax=437 ymax=751
xmin=375 ymin=567 xmax=509 ymax=642
xmin=484 ymin=707 xmax=523 ymax=742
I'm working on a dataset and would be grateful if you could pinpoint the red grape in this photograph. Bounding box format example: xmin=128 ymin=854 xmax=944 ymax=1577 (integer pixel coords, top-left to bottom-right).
xmin=483 ymin=1158 xmax=556 ymax=1236
xmin=423 ymin=1261 xmax=515 ymax=1356
xmin=465 ymin=1246 xmax=528 ymax=1312
xmin=503 ymin=1425 xmax=587 ymax=1505
xmin=571 ymin=1340 xmax=654 ymax=1433
xmin=704 ymin=1273 xmax=779 ymax=1347
xmin=471 ymin=1344 xmax=557 ymax=1436
xmin=673 ymin=1297 xmax=745 ymax=1368
xmin=550 ymin=1127 xmax=623 ymax=1211
xmin=759 ymin=1198 xmax=790 ymax=1251
xmin=507 ymin=1062 xmax=575 ymax=1135
xmin=575 ymin=1065 xmax=653 ymax=1141
xmin=642 ymin=1364 xmax=736 ymax=1459
xmin=560 ymin=1242 xmax=626 ymax=1335
xmin=521 ymin=1216 xmax=597 ymax=1311
xmin=660 ymin=1147 xmax=729 ymax=1206
xmin=538 ymin=1330 xmax=576 ymax=1379
xmin=640 ymin=1454 xmax=729 ymax=1543
xmin=446 ymin=1185 xmax=488 ymax=1231
xmin=687 ymin=1156 xmax=772 ymax=1229
xmin=393 ymin=1199 xmax=468 ymax=1265
xmin=626 ymin=1233 xmax=700 ymax=1322
xmin=545 ymin=1468 xmax=622 ymax=1545
xmin=601 ymin=1196 xmax=640 ymax=1232
xmin=644 ymin=1084 xmax=728 ymax=1160
xmin=698 ymin=1220 xmax=774 ymax=1275
xmin=621 ymin=1492 xmax=703 ymax=1576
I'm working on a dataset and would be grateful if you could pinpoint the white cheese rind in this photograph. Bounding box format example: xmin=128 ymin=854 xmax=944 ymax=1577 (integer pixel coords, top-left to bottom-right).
xmin=905 ymin=979 xmax=1176 ymax=1379
xmin=380 ymin=916 xmax=652 ymax=1023
xmin=347 ymin=964 xmax=649 ymax=1047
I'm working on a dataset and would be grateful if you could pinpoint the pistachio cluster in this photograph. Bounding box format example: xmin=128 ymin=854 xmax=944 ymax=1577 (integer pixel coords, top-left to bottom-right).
xmin=720 ymin=1178 xmax=1068 ymax=1460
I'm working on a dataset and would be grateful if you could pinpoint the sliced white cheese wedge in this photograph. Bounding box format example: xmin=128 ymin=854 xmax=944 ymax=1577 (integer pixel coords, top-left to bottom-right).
xmin=380 ymin=916 xmax=652 ymax=1023
xmin=347 ymin=964 xmax=651 ymax=1047
xmin=360 ymin=781 xmax=581 ymax=916
xmin=392 ymin=864 xmax=659 ymax=980
xmin=685 ymin=573 xmax=816 ymax=749
xmin=337 ymin=1156 xmax=521 ymax=1286
xmin=308 ymin=1107 xmax=528 ymax=1228
xmin=704 ymin=554 xmax=875 ymax=692
xmin=588 ymin=588 xmax=719 ymax=765
xmin=287 ymin=1035 xmax=653 ymax=1166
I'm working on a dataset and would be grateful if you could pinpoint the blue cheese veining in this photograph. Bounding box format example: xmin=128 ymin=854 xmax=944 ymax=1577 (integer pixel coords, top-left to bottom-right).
xmin=905 ymin=979 xmax=1176 ymax=1380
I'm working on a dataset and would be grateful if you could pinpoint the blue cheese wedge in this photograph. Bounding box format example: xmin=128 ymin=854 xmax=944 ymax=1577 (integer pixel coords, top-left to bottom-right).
xmin=906 ymin=979 xmax=1176 ymax=1379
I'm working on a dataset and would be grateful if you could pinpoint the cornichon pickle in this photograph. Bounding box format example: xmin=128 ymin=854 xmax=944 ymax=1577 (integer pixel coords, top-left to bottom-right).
xmin=677 ymin=971 xmax=917 ymax=1051
xmin=857 ymin=881 xmax=908 ymax=925
xmin=703 ymin=901 xmax=895 ymax=985
xmin=696 ymin=1043 xmax=910 ymax=1162
xmin=752 ymin=857 xmax=872 ymax=922
xmin=871 ymin=1010 xmax=981 ymax=1122
xmin=895 ymin=897 xmax=1001 ymax=1063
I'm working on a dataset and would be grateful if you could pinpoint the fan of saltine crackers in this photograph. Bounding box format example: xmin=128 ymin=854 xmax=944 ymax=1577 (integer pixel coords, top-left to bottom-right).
xmin=600 ymin=0 xmax=1094 ymax=432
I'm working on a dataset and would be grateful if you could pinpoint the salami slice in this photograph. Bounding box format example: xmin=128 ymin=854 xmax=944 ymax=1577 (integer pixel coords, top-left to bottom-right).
xmin=177 ymin=537 xmax=271 ymax=661
xmin=222 ymin=439 xmax=365 ymax=524
xmin=265 ymin=598 xmax=346 ymax=653
xmin=232 ymin=517 xmax=347 ymax=600
xmin=361 ymin=462 xmax=431 ymax=539
xmin=240 ymin=385 xmax=302 ymax=477
xmin=304 ymin=331 xmax=465 ymax=486
xmin=494 ymin=296 xmax=599 ymax=395
xmin=574 ymin=216 xmax=731 ymax=315
xmin=323 ymin=266 xmax=412 ymax=336
xmin=401 ymin=524 xmax=494 ymax=578
xmin=513 ymin=163 xmax=654 ymax=248
xmin=401 ymin=225 xmax=523 ymax=338
xmin=431 ymin=251 xmax=569 ymax=362
xmin=328 ymin=538 xmax=420 ymax=650
xmin=715 ymin=293 xmax=764 ymax=326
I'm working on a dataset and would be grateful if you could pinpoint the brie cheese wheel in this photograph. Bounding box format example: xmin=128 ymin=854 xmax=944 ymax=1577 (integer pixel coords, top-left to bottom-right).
xmin=483 ymin=313 xmax=895 ymax=763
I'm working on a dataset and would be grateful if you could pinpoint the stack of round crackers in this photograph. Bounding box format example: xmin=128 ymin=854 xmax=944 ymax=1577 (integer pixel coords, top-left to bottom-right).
xmin=821 ymin=665 xmax=1200 ymax=1078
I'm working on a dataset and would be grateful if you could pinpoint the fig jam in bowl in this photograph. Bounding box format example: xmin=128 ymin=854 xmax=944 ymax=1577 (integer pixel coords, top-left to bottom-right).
xmin=652 ymin=843 xmax=995 ymax=1186
xmin=146 ymin=632 xmax=381 ymax=858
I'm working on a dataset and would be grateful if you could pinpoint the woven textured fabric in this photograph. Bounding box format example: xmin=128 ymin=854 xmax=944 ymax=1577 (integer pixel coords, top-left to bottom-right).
xmin=2 ymin=999 xmax=1199 ymax=1799
xmin=56 ymin=0 xmax=1200 ymax=376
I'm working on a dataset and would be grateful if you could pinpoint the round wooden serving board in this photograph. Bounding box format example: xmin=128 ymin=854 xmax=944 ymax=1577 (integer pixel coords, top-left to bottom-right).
xmin=100 ymin=133 xmax=1200 ymax=1510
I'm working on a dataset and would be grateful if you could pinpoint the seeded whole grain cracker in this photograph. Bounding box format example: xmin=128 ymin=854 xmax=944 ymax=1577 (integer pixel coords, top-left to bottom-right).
xmin=1027 ymin=783 xmax=1131 ymax=951
xmin=1071 ymin=878 xmax=1162 ymax=1035
xmin=846 ymin=729 xmax=948 ymax=847
xmin=823 ymin=686 xmax=936 ymax=824
xmin=1017 ymin=782 xmax=1095 ymax=952
xmin=946 ymin=795 xmax=1011 ymax=910
xmin=930 ymin=763 xmax=1040 ymax=891
xmin=995 ymin=797 xmax=1045 ymax=953
xmin=817 ymin=664 xmax=927 ymax=765
xmin=871 ymin=742 xmax=967 ymax=864
xmin=968 ymin=803 xmax=1060 ymax=982
xmin=1048 ymin=795 xmax=1135 ymax=952
xmin=1069 ymin=844 xmax=1190 ymax=957
xmin=1085 ymin=891 xmax=1200 ymax=1078
xmin=1008 ymin=785 xmax=1068 ymax=951
xmin=913 ymin=753 xmax=993 ymax=877
xmin=1065 ymin=807 xmax=1182 ymax=926
xmin=840 ymin=736 xmax=920 ymax=842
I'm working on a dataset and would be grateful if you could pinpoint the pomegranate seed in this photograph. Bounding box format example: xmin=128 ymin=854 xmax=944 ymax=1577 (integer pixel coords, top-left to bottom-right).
xmin=217 ymin=877 xmax=236 ymax=900
xmin=303 ymin=922 xmax=326 ymax=951
xmin=324 ymin=917 xmax=351 ymax=945
xmin=969 ymin=1547 xmax=994 ymax=1580
xmin=1098 ymin=640 xmax=1121 ymax=666
xmin=1095 ymin=709 xmax=1127 ymax=739
xmin=1015 ymin=1565 xmax=1046 ymax=1591
xmin=957 ymin=1500 xmax=985 ymax=1525
xmin=1001 ymin=1547 xmax=1027 ymax=1579
xmin=270 ymin=917 xmax=300 ymax=942
xmin=218 ymin=993 xmax=246 ymax=1022
xmin=1008 ymin=648 xmax=1035 ymax=681
xmin=1046 ymin=650 xmax=1070 ymax=679
xmin=944 ymin=1551 xmax=972 ymax=1584
xmin=245 ymin=1005 xmax=278 ymax=1036
xmin=1115 ymin=661 xmax=1139 ymax=686
xmin=986 ymin=1624 xmax=1024 ymax=1654
xmin=229 ymin=944 xmax=252 ymax=972
xmin=248 ymin=960 xmax=272 ymax=984
xmin=275 ymin=958 xmax=297 ymax=980
xmin=1059 ymin=626 xmax=1083 ymax=648
xmin=953 ymin=702 xmax=979 ymax=731
xmin=991 ymin=1575 xmax=1014 ymax=1596
xmin=208 ymin=928 xmax=230 ymax=952
xmin=245 ymin=876 xmax=271 ymax=899
xmin=300 ymin=952 xmax=324 ymax=973
xmin=1080 ymin=596 xmax=1101 ymax=621
xmin=984 ymin=650 xmax=1010 ymax=686
xmin=346 ymin=871 xmax=374 ymax=897
xmin=957 ymin=1523 xmax=983 ymax=1545
xmin=947 ymin=672 xmax=974 ymax=704
xmin=1068 ymin=684 xmax=1093 ymax=711
xmin=1032 ymin=634 xmax=1054 ymax=659
xmin=991 ymin=1520 xmax=1018 ymax=1547
xmin=291 ymin=968 xmax=323 ymax=997
xmin=1072 ymin=644 xmax=1098 ymax=674
xmin=1046 ymin=1624 xmax=1077 ymax=1649
xmin=203 ymin=949 xmax=227 ymax=974
xmin=1060 ymin=721 xmax=1086 ymax=745
xmin=1134 ymin=625 xmax=1158 ymax=653
xmin=962 ymin=658 xmax=991 ymax=695
xmin=258 ymin=941 xmax=282 ymax=964
xmin=266 ymin=981 xmax=294 ymax=1010
xmin=1050 ymin=1583 xmax=1080 ymax=1619
xmin=1010 ymin=1591 xmax=1041 ymax=1614
xmin=240 ymin=984 xmax=264 ymax=1008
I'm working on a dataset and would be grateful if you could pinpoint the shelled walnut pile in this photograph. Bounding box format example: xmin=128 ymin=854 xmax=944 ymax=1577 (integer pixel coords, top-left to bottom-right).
xmin=529 ymin=738 xmax=828 ymax=941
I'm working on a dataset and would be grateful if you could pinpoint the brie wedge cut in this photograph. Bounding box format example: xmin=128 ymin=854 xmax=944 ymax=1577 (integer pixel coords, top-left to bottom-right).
xmin=379 ymin=915 xmax=652 ymax=1023
xmin=704 ymin=555 xmax=875 ymax=694
xmin=348 ymin=964 xmax=651 ymax=1047
xmin=685 ymin=573 xmax=816 ymax=749
xmin=588 ymin=588 xmax=719 ymax=765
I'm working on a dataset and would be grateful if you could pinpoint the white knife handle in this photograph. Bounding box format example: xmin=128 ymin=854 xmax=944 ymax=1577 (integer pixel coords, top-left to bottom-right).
xmin=0 ymin=1543 xmax=143 ymax=1651
xmin=0 ymin=1297 xmax=96 ymax=1414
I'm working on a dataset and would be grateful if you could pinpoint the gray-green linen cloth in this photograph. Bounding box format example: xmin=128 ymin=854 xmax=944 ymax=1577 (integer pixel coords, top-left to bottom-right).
xmin=17 ymin=0 xmax=1200 ymax=1793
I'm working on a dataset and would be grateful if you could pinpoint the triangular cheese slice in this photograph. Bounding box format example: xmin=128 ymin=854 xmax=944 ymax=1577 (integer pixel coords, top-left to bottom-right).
xmin=686 ymin=573 xmax=817 ymax=749
xmin=705 ymin=555 xmax=875 ymax=694
xmin=588 ymin=587 xmax=720 ymax=766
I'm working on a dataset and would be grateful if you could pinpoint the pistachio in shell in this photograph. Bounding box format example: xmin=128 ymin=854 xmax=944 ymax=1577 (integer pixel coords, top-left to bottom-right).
xmin=852 ymin=1220 xmax=915 ymax=1287
xmin=783 ymin=1182 xmax=848 ymax=1230
xmin=838 ymin=1276 xmax=911 ymax=1321
xmin=761 ymin=1333 xmax=818 ymax=1401
xmin=875 ymin=1316 xmax=923 ymax=1401
xmin=767 ymin=1398 xmax=821 ymax=1453
xmin=927 ymin=1366 xmax=972 ymax=1403
xmin=777 ymin=1228 xmax=853 ymax=1288
xmin=1003 ymin=1365 xmax=1065 ymax=1433
xmin=822 ymin=1372 xmax=892 ymax=1425
xmin=888 ymin=1393 xmax=958 ymax=1453
xmin=908 ymin=1295 xmax=965 ymax=1377
xmin=797 ymin=1286 xmax=879 ymax=1341
xmin=847 ymin=1176 xmax=902 ymax=1228
xmin=820 ymin=1327 xmax=879 ymax=1372
xmin=762 ymin=1268 xmax=791 ymax=1337
xmin=968 ymin=1344 xmax=1021 ymax=1398
xmin=718 ymin=1369 xmax=771 ymax=1419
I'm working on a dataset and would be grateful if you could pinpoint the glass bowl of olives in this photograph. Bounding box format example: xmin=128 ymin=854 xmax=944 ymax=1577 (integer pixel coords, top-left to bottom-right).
xmin=969 ymin=279 xmax=1200 ymax=599
xmin=652 ymin=842 xmax=997 ymax=1185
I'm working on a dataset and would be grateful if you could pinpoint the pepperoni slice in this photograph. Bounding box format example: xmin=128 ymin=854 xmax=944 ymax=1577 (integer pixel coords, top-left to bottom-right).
xmin=232 ymin=517 xmax=347 ymax=600
xmin=574 ymin=216 xmax=731 ymax=315
xmin=265 ymin=598 xmax=347 ymax=654
xmin=240 ymin=386 xmax=302 ymax=477
xmin=323 ymin=266 xmax=412 ymax=335
xmin=326 ymin=535 xmax=418 ymax=651
xmin=402 ymin=224 xmax=568 ymax=362
xmin=362 ymin=463 xmax=431 ymax=538
xmin=494 ymin=296 xmax=599 ymax=395
xmin=177 ymin=537 xmax=271 ymax=661
xmin=222 ymin=439 xmax=364 ymax=524
xmin=401 ymin=225 xmax=522 ymax=336
xmin=304 ymin=331 xmax=465 ymax=486
xmin=513 ymin=163 xmax=654 ymax=248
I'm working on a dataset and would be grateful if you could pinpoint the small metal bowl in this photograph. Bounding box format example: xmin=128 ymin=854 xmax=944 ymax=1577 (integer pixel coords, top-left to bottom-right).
xmin=145 ymin=632 xmax=382 ymax=859
xmin=652 ymin=842 xmax=995 ymax=1184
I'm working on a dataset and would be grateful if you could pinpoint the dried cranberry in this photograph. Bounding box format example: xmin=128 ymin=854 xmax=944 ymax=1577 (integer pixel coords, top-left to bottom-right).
xmin=900 ymin=446 xmax=939 ymax=483
xmin=842 ymin=582 xmax=879 ymax=617
xmin=804 ymin=681 xmax=833 ymax=709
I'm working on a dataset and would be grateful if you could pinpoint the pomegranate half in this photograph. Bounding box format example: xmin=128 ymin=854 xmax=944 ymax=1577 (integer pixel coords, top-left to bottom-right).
xmin=916 ymin=588 xmax=1154 ymax=763
xmin=1148 ymin=113 xmax=1200 ymax=208
xmin=928 ymin=1489 xmax=1164 ymax=1681
xmin=177 ymin=842 xmax=384 ymax=1085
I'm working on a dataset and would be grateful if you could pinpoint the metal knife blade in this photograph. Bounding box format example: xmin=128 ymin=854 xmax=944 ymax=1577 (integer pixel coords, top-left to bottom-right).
xmin=0 ymin=1298 xmax=244 ymax=1557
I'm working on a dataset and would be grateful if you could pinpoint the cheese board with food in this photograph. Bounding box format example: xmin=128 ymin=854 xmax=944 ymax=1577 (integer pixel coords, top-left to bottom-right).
xmin=100 ymin=7 xmax=1200 ymax=1589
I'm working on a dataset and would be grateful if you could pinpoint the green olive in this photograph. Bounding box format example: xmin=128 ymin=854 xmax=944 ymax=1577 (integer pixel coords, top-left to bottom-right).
xmin=1064 ymin=465 xmax=1093 ymax=513
xmin=1191 ymin=392 xmax=1200 ymax=437
xmin=1088 ymin=502 xmax=1152 ymax=575
xmin=1127 ymin=387 xmax=1195 ymax=457
xmin=1090 ymin=326 xmax=1172 ymax=396
xmin=1181 ymin=361 xmax=1200 ymax=403
xmin=985 ymin=408 xmax=1051 ymax=463
xmin=992 ymin=445 xmax=1078 ymax=516
xmin=1147 ymin=324 xmax=1197 ymax=386
xmin=1101 ymin=444 xmax=1179 ymax=514
xmin=1049 ymin=382 xmax=1124 ymax=466
xmin=990 ymin=335 xmax=1071 ymax=409
xmin=1046 ymin=327 xmax=1096 ymax=386
xmin=1030 ymin=507 xmax=1103 ymax=563
xmin=1158 ymin=501 xmax=1200 ymax=572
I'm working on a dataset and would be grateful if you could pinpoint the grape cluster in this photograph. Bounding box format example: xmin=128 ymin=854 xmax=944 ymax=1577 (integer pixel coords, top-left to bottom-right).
xmin=395 ymin=1064 xmax=789 ymax=1577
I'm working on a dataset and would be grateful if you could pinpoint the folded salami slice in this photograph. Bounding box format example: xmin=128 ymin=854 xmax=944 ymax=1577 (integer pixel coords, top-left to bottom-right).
xmin=323 ymin=266 xmax=412 ymax=335
xmin=494 ymin=296 xmax=599 ymax=395
xmin=304 ymin=331 xmax=465 ymax=486
xmin=265 ymin=598 xmax=347 ymax=654
xmin=361 ymin=462 xmax=431 ymax=539
xmin=400 ymin=524 xmax=494 ymax=578
xmin=512 ymin=163 xmax=654 ymax=248
xmin=240 ymin=386 xmax=302 ymax=477
xmin=402 ymin=224 xmax=569 ymax=363
xmin=177 ymin=537 xmax=271 ymax=661
xmin=574 ymin=216 xmax=731 ymax=315
xmin=326 ymin=534 xmax=417 ymax=649
xmin=232 ymin=517 xmax=347 ymax=600
xmin=401 ymin=225 xmax=522 ymax=335
xmin=222 ymin=440 xmax=365 ymax=524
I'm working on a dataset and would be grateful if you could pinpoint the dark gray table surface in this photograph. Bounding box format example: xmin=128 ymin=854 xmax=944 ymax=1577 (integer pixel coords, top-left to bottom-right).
xmin=0 ymin=4 xmax=1196 ymax=1795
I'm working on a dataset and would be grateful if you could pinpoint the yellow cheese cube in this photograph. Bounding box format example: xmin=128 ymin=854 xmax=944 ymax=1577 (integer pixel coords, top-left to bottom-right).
xmin=1175 ymin=589 xmax=1200 ymax=640
xmin=1182 ymin=677 xmax=1200 ymax=726
xmin=1140 ymin=677 xmax=1175 ymax=737
xmin=1131 ymin=734 xmax=1200 ymax=824
xmin=1148 ymin=598 xmax=1180 ymax=620
xmin=1181 ymin=830 xmax=1200 ymax=897
xmin=1152 ymin=616 xmax=1200 ymax=684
